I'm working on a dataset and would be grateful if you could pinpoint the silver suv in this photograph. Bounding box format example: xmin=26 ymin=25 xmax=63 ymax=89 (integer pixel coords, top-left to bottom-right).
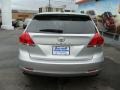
xmin=19 ymin=12 xmax=104 ymax=76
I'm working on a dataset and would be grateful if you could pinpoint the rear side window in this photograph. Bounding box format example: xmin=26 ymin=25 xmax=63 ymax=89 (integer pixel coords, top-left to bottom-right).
xmin=27 ymin=14 xmax=96 ymax=34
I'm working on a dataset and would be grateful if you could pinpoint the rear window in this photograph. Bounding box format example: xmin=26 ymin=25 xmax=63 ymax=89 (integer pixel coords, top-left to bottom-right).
xmin=27 ymin=14 xmax=96 ymax=34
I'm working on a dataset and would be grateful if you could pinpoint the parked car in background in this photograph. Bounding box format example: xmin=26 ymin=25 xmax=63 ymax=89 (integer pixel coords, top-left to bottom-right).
xmin=102 ymin=12 xmax=116 ymax=30
xmin=96 ymin=15 xmax=103 ymax=22
xmin=23 ymin=18 xmax=32 ymax=29
xmin=12 ymin=19 xmax=19 ymax=28
xmin=19 ymin=12 xmax=104 ymax=76
xmin=0 ymin=19 xmax=19 ymax=28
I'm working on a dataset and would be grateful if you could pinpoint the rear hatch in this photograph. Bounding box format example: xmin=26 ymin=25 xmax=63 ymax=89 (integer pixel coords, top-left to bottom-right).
xmin=25 ymin=14 xmax=99 ymax=61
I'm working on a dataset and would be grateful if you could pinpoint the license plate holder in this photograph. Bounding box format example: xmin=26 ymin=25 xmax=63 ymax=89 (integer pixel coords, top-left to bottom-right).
xmin=52 ymin=46 xmax=70 ymax=55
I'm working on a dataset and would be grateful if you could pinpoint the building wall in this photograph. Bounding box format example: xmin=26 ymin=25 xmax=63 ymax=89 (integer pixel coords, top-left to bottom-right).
xmin=39 ymin=7 xmax=64 ymax=13
xmin=39 ymin=7 xmax=75 ymax=13
xmin=12 ymin=12 xmax=34 ymax=20
xmin=76 ymin=0 xmax=120 ymax=15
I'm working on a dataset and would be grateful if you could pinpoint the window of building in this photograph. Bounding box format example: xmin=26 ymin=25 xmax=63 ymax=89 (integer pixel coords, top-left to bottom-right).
xmin=56 ymin=8 xmax=59 ymax=12
xmin=39 ymin=8 xmax=42 ymax=13
xmin=46 ymin=7 xmax=53 ymax=12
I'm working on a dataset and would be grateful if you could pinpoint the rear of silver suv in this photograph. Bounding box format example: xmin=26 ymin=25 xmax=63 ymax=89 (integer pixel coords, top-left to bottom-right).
xmin=19 ymin=13 xmax=104 ymax=76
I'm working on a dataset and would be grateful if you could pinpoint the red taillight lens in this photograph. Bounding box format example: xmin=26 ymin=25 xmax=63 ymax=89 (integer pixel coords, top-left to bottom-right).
xmin=19 ymin=32 xmax=35 ymax=46
xmin=87 ymin=33 xmax=104 ymax=47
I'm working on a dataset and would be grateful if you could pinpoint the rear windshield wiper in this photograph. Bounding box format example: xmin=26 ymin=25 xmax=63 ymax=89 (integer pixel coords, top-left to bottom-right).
xmin=39 ymin=29 xmax=63 ymax=33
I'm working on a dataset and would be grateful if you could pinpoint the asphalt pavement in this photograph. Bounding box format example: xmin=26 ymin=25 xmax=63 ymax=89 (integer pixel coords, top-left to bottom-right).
xmin=0 ymin=29 xmax=120 ymax=90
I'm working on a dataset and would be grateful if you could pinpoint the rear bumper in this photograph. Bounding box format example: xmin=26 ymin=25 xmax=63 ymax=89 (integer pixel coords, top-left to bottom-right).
xmin=19 ymin=53 xmax=104 ymax=76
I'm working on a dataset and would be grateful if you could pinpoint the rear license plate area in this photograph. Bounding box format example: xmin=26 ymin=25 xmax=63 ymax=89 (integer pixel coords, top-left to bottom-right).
xmin=52 ymin=46 xmax=70 ymax=55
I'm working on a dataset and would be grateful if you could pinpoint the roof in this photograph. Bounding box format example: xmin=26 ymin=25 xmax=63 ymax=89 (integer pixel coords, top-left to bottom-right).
xmin=35 ymin=12 xmax=88 ymax=16
xmin=75 ymin=0 xmax=95 ymax=4
xmin=75 ymin=0 xmax=88 ymax=4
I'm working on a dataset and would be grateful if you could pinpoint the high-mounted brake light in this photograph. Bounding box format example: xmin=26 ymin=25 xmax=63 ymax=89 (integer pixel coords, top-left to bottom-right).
xmin=19 ymin=32 xmax=35 ymax=46
xmin=87 ymin=32 xmax=104 ymax=47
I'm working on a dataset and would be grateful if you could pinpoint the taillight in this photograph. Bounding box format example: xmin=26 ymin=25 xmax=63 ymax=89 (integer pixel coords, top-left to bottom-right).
xmin=87 ymin=32 xmax=104 ymax=47
xmin=19 ymin=32 xmax=35 ymax=46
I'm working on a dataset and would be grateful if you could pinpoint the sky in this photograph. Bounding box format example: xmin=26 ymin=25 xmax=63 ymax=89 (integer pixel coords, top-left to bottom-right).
xmin=77 ymin=0 xmax=120 ymax=15
xmin=0 ymin=0 xmax=119 ymax=15
xmin=0 ymin=0 xmax=77 ymax=10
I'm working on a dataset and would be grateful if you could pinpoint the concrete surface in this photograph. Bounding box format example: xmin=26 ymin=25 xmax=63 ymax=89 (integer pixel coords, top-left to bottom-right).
xmin=0 ymin=29 xmax=120 ymax=90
